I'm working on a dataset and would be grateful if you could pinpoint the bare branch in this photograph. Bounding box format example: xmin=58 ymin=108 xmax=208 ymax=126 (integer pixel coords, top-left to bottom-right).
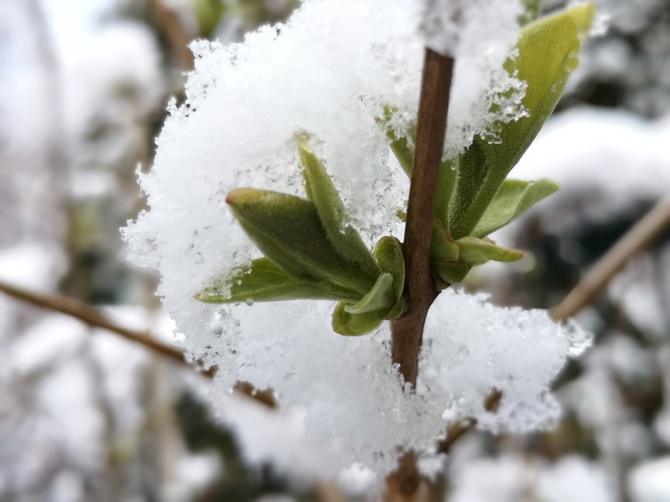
xmin=552 ymin=196 xmax=670 ymax=322
xmin=0 ymin=280 xmax=213 ymax=377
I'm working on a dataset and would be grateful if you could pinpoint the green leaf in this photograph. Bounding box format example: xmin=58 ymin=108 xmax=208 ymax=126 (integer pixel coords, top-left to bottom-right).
xmin=377 ymin=107 xmax=415 ymax=177
xmin=519 ymin=0 xmax=543 ymax=26
xmin=429 ymin=219 xmax=469 ymax=286
xmin=297 ymin=137 xmax=381 ymax=280
xmin=385 ymin=295 xmax=407 ymax=320
xmin=432 ymin=260 xmax=471 ymax=287
xmin=448 ymin=4 xmax=594 ymax=239
xmin=346 ymin=237 xmax=407 ymax=317
xmin=430 ymin=219 xmax=459 ymax=262
xmin=456 ymin=236 xmax=524 ymax=266
xmin=471 ymin=178 xmax=559 ymax=238
xmin=193 ymin=0 xmax=227 ymax=38
xmin=567 ymin=4 xmax=597 ymax=40
xmin=377 ymin=109 xmax=457 ymax=228
xmin=373 ymin=236 xmax=405 ymax=300
xmin=434 ymin=158 xmax=458 ymax=229
xmin=195 ymin=258 xmax=362 ymax=304
xmin=332 ymin=302 xmax=385 ymax=336
xmin=333 ymin=236 xmax=407 ymax=334
xmin=226 ymin=188 xmax=373 ymax=296
xmin=389 ymin=134 xmax=414 ymax=178
xmin=344 ymin=273 xmax=396 ymax=314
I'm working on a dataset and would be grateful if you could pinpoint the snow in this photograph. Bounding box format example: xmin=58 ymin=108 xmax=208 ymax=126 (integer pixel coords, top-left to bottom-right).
xmin=337 ymin=463 xmax=378 ymax=496
xmin=420 ymin=290 xmax=590 ymax=433
xmin=629 ymin=457 xmax=670 ymax=502
xmin=503 ymin=108 xmax=670 ymax=240
xmin=536 ymin=456 xmax=614 ymax=502
xmin=0 ymin=245 xmax=63 ymax=292
xmin=450 ymin=455 xmax=613 ymax=502
xmin=8 ymin=315 xmax=89 ymax=375
xmin=175 ymin=453 xmax=222 ymax=496
xmin=215 ymin=390 xmax=349 ymax=480
xmin=63 ymin=21 xmax=164 ymax=140
xmin=450 ymin=456 xmax=535 ymax=502
xmin=421 ymin=0 xmax=527 ymax=154
xmin=124 ymin=0 xmax=591 ymax=473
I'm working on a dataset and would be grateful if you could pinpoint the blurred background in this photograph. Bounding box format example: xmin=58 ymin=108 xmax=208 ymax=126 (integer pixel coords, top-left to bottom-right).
xmin=1 ymin=0 xmax=670 ymax=500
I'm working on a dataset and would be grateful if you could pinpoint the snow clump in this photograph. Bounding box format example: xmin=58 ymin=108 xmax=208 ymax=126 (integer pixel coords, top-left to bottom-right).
xmin=124 ymin=0 xmax=588 ymax=473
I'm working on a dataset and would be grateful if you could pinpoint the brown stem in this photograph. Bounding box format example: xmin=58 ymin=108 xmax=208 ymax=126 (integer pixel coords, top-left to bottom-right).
xmin=551 ymin=196 xmax=670 ymax=322
xmin=147 ymin=0 xmax=195 ymax=70
xmin=0 ymin=279 xmax=213 ymax=377
xmin=391 ymin=49 xmax=454 ymax=386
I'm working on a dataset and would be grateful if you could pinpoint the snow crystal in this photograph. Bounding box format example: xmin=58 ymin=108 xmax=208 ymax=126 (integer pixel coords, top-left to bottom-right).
xmin=124 ymin=0 xmax=585 ymax=473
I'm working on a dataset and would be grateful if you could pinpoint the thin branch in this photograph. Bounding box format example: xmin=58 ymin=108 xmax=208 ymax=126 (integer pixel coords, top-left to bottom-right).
xmin=551 ymin=196 xmax=670 ymax=322
xmin=147 ymin=0 xmax=195 ymax=70
xmin=436 ymin=417 xmax=477 ymax=454
xmin=391 ymin=49 xmax=454 ymax=386
xmin=0 ymin=280 xmax=213 ymax=377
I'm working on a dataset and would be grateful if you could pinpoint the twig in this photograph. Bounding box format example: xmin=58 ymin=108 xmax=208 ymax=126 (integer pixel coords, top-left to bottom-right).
xmin=391 ymin=49 xmax=454 ymax=386
xmin=551 ymin=196 xmax=670 ymax=322
xmin=147 ymin=0 xmax=195 ymax=70
xmin=436 ymin=417 xmax=477 ymax=454
xmin=0 ymin=280 xmax=213 ymax=377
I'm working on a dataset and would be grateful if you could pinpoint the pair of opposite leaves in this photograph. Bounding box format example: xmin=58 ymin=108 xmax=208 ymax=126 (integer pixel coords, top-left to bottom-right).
xmin=196 ymin=4 xmax=595 ymax=335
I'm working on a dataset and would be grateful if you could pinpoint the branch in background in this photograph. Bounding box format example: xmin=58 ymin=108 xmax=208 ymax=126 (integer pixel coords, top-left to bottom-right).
xmin=391 ymin=49 xmax=454 ymax=387
xmin=0 ymin=280 xmax=214 ymax=378
xmin=147 ymin=0 xmax=195 ymax=70
xmin=551 ymin=196 xmax=670 ymax=322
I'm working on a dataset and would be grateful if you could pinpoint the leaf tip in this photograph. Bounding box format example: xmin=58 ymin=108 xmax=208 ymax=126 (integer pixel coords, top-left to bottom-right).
xmin=226 ymin=187 xmax=259 ymax=207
